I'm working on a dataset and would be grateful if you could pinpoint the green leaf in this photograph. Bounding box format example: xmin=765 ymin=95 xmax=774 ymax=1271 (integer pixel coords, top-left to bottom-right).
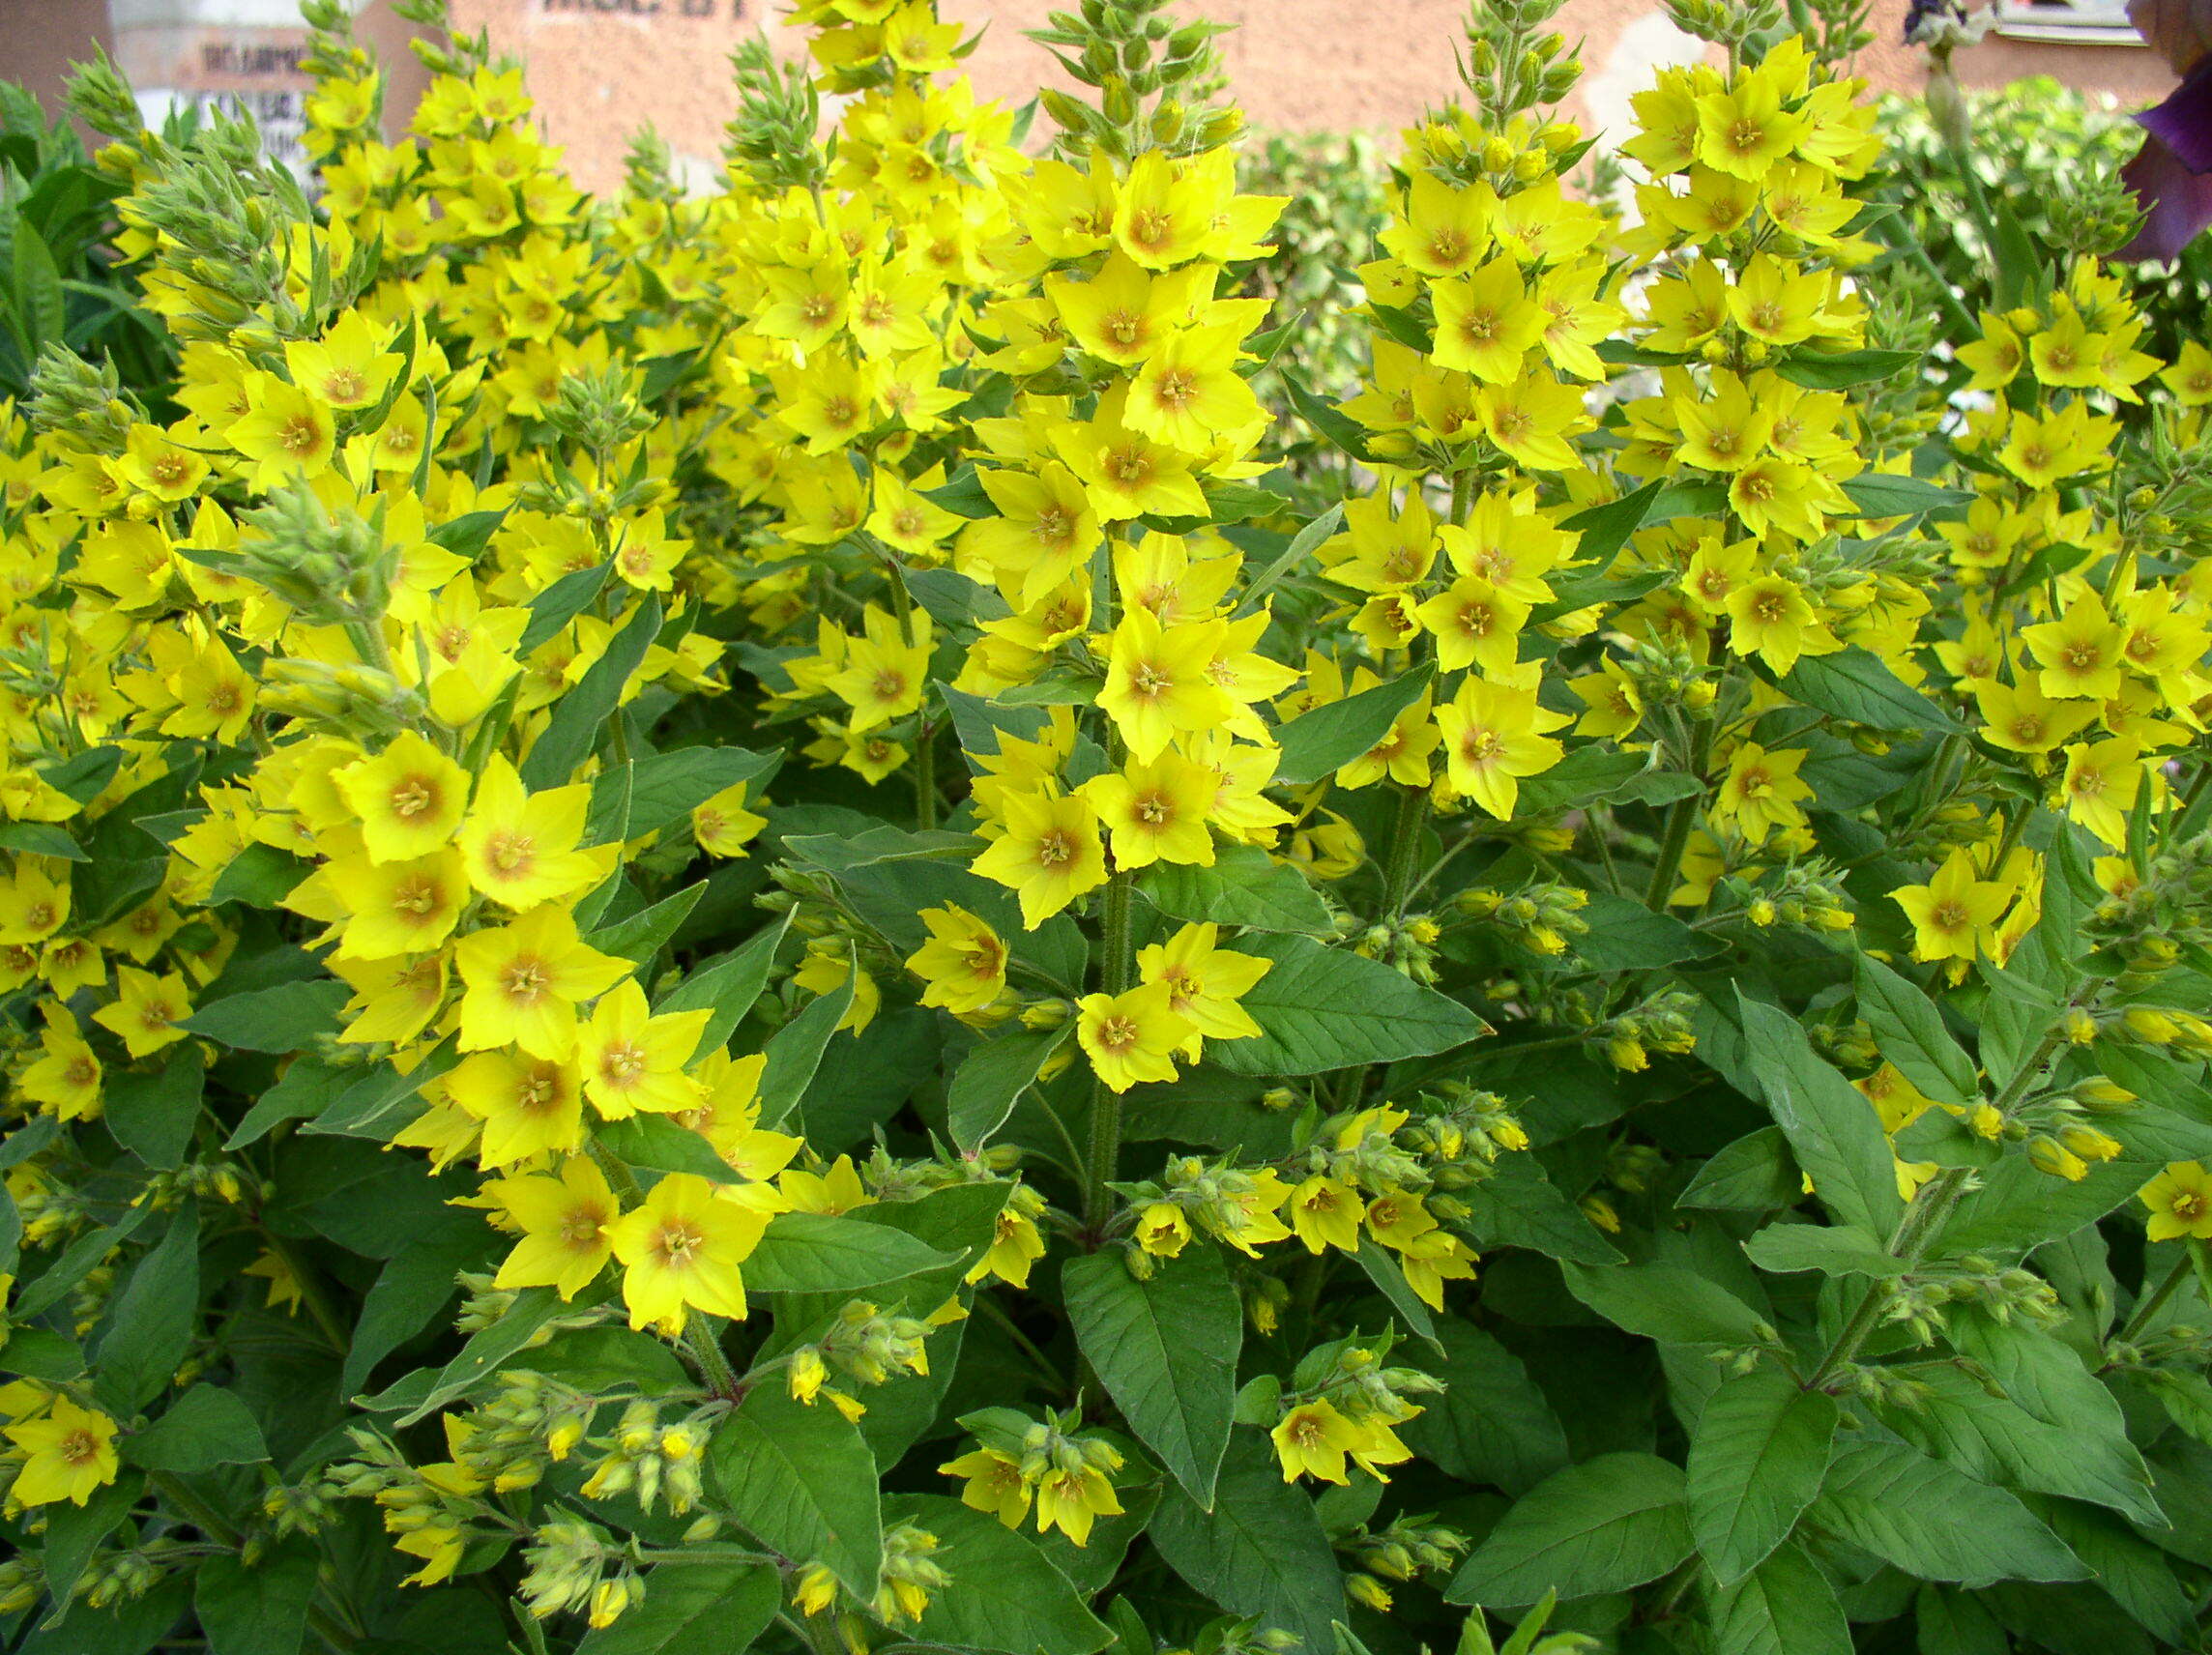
xmin=520 ymin=1325 xmax=695 ymax=1395
xmin=947 ymin=1027 xmax=1062 ymax=1153
xmin=1352 ymin=1235 xmax=1440 ymax=1346
xmin=1283 ymin=371 xmax=1378 ymax=464
xmin=1208 ymin=933 xmax=1489 ymax=1076
xmin=655 ymin=913 xmax=792 ymax=1054
xmin=1937 ymin=1155 xmax=2141 ymax=1258
xmin=1913 ymin=1584 xmax=2011 ymax=1655
xmin=123 ymin=1384 xmax=268 ymax=1474
xmin=587 ymin=884 xmax=704 ymax=967
xmin=1064 ymin=1246 xmax=1240 ymax=1508
xmin=596 ymin=1115 xmax=741 ymax=1184
xmin=756 ymin=972 xmax=854 ymax=1127
xmin=182 ymin=979 xmax=348 ymax=1052
xmin=1735 ymin=990 xmax=1906 ymax=1236
xmin=367 ymin=1285 xmax=568 ymax=1424
xmin=1236 ymin=502 xmax=1343 ymax=617
xmin=573 ymin=1563 xmax=779 ymax=1655
xmin=1808 ymin=1439 xmax=2085 ymax=1586
xmin=194 ymin=1543 xmax=318 ymax=1655
xmin=707 ymin=1385 xmax=882 ymax=1598
xmin=1853 ymin=952 xmax=1978 ymax=1106
xmin=519 ymin=561 xmax=611 ymax=653
xmin=103 ymin=1059 xmax=203 ymax=1170
xmin=1709 ymin=1543 xmax=1850 ymax=1655
xmin=1400 ymin=1321 xmax=1569 ymax=1496
xmin=15 ymin=1204 xmax=150 ymax=1318
xmin=1446 ymin=1452 xmax=1693 ymax=1607
xmin=1150 ymin=1434 xmax=1344 ymax=1651
xmin=1772 ymin=347 xmax=1921 ymax=391
xmin=94 ymin=1202 xmax=198 ymax=1413
xmin=427 ymin=507 xmax=508 ymax=560
xmin=1560 ymin=1259 xmax=1769 ymax=1346
xmin=1882 ymin=1365 xmax=2161 ymax=1528
xmin=888 ymin=1495 xmax=1116 ymax=1655
xmin=1741 ymin=1222 xmax=1906 ymax=1278
xmin=743 ymin=1210 xmax=954 ymax=1293
xmin=1271 ymin=663 xmax=1435 ymax=787
xmin=1678 ymin=1127 xmax=1801 ymax=1211
xmin=1837 ymin=473 xmax=1977 ymax=519
xmin=1946 ymin=1314 xmax=2159 ymax=1525
xmin=342 ymin=1226 xmax=488 ymax=1395
xmin=1782 ymin=646 xmax=1963 ymax=733
xmin=1138 ymin=844 xmax=1335 ymax=937
xmin=520 ymin=593 xmax=661 ymax=789
xmin=224 ymin=1057 xmax=352 ymax=1148
xmin=39 ymin=744 xmax=122 ymax=804
xmin=0 ymin=821 xmax=83 ymax=860
xmin=303 ymin=1039 xmax=460 ymax=1142
xmin=208 ymin=843 xmax=312 ymax=908
xmin=1454 ymin=1153 xmax=1623 ymax=1265
xmin=583 ymin=745 xmax=777 ymax=847
xmin=2026 ymin=1495 xmax=2195 ymax=1644
xmin=1572 ymin=894 xmax=1721 ymax=972
xmin=1685 ymin=1367 xmax=1837 ymax=1584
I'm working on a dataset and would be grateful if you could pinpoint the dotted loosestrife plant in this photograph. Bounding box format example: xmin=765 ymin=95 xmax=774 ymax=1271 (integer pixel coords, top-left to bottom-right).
xmin=3 ymin=1 xmax=2212 ymax=1652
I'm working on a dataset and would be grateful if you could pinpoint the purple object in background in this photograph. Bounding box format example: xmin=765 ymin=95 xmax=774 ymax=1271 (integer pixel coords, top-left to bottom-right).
xmin=2121 ymin=0 xmax=2212 ymax=258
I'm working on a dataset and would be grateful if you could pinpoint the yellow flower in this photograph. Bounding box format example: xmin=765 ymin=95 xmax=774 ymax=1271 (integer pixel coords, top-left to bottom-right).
xmin=2057 ymin=739 xmax=2143 ymax=851
xmin=1076 ymin=981 xmax=1194 ymax=1092
xmin=2022 ymin=593 xmax=2126 ymax=702
xmin=488 ymin=1155 xmax=618 ymax=1298
xmin=1135 ymin=921 xmax=1270 ymax=1057
xmin=227 ymin=374 xmax=335 ymax=486
xmin=1270 ymin=1398 xmax=1364 ymax=1484
xmin=335 ymin=732 xmax=471 ymax=865
xmin=905 ymin=904 xmax=1009 ymax=1016
xmin=453 ymin=904 xmax=631 ymax=1059
xmin=971 ymin=788 xmax=1109 ymax=928
xmin=1033 ymin=1462 xmax=1122 ymax=1547
xmin=1724 ymin=576 xmax=1837 ymax=676
xmin=328 ymin=848 xmax=468 ymax=961
xmin=939 ymin=1446 xmax=1032 ymax=1528
xmin=443 ymin=1049 xmax=586 ymax=1169
xmin=577 ymin=979 xmax=713 ymax=1118
xmin=4 ymin=1396 xmax=120 ymax=1506
xmin=17 ymin=1005 xmax=102 ymax=1122
xmin=1435 ymin=672 xmax=1569 ymax=820
xmin=604 ymin=1173 xmax=784 ymax=1335
xmin=1712 ymin=742 xmax=1813 ymax=844
xmin=1892 ymin=848 xmax=2014 ymax=966
xmin=91 ymin=966 xmax=192 ymax=1058
xmin=1135 ymin=1202 xmax=1192 ymax=1256
xmin=1081 ymin=750 xmax=1218 ymax=870
xmin=1287 ymin=1176 xmax=1363 ymax=1254
xmin=691 ymin=782 xmax=768 ymax=859
xmin=2141 ymin=1162 xmax=2212 ymax=1242
xmin=1430 ymin=258 xmax=1547 ymax=385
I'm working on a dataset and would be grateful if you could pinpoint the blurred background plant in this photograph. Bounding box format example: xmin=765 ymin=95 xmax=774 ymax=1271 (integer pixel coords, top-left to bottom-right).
xmin=0 ymin=80 xmax=175 ymax=403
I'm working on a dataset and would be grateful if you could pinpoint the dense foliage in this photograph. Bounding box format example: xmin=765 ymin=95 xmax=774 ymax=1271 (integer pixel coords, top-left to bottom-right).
xmin=5 ymin=2 xmax=2212 ymax=1654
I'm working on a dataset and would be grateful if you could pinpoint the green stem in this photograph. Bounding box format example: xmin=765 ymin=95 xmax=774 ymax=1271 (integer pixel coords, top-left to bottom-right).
xmin=682 ymin=1319 xmax=742 ymax=1402
xmin=1644 ymin=712 xmax=1712 ymax=912
xmin=1807 ymin=1025 xmax=2071 ymax=1391
xmin=2113 ymin=1252 xmax=2195 ymax=1349
xmin=1379 ymin=783 xmax=1431 ymax=918
xmin=1080 ymin=868 xmax=1138 ymax=1237
xmin=914 ymin=712 xmax=939 ymax=830
xmin=2191 ymin=1238 xmax=2212 ymax=1315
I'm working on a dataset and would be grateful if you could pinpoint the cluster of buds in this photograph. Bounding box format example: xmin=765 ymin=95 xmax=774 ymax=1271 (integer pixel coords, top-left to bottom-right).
xmin=941 ymin=1404 xmax=1126 ymax=1546
xmin=723 ymin=36 xmax=829 ymax=197
xmin=1541 ymin=987 xmax=1699 ymax=1071
xmin=1348 ymin=911 xmax=1446 ymax=982
xmin=1396 ymin=1083 xmax=1529 ymax=1189
xmin=1031 ymin=0 xmax=1239 ymax=159
xmin=2084 ymin=831 xmax=2212 ymax=981
xmin=264 ymin=1472 xmax=350 ymax=1539
xmin=389 ymin=0 xmax=495 ymax=80
xmin=1882 ymin=1260 xmax=2064 ymax=1345
xmin=331 ymin=1427 xmax=498 ymax=1582
xmin=537 ymin=368 xmax=658 ymax=473
xmin=517 ymin=1518 xmax=644 ymax=1628
xmin=1457 ymin=0 xmax=1584 ymax=124
xmin=228 ymin=484 xmax=402 ymax=632
xmin=25 ymin=347 xmax=141 ymax=456
xmin=102 ymin=110 xmax=364 ymax=346
xmin=796 ymin=1518 xmax=949 ymax=1633
xmin=457 ymin=1372 xmax=596 ymax=1495
xmin=1666 ymin=0 xmax=1789 ymax=52
xmin=1338 ymin=1512 xmax=1470 ymax=1612
xmin=1811 ymin=1017 xmax=1882 ymax=1072
xmin=1130 ymin=1153 xmax=1291 ymax=1259
xmin=451 ymin=1272 xmax=604 ymax=1343
xmin=0 ymin=1554 xmax=42 ymax=1616
xmin=1269 ymin=1332 xmax=1440 ymax=1484
xmin=1714 ymin=860 xmax=1856 ymax=936
xmin=139 ymin=1159 xmax=260 ymax=1210
xmin=578 ymin=1401 xmax=713 ymax=1517
xmin=788 ymin=1299 xmax=935 ymax=1418
xmin=1454 ymin=881 xmax=1589 ymax=958
xmin=71 ymin=1539 xmax=183 ymax=1611
xmin=2118 ymin=417 xmax=2212 ymax=565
